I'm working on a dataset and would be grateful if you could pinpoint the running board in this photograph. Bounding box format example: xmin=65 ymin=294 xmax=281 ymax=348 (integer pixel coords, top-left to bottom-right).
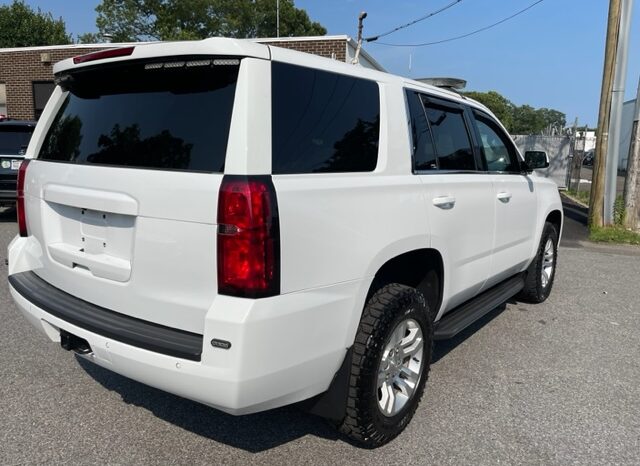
xmin=433 ymin=273 xmax=525 ymax=340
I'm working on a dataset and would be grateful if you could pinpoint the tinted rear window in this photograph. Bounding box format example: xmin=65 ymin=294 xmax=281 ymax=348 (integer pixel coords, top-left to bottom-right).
xmin=272 ymin=62 xmax=380 ymax=174
xmin=0 ymin=126 xmax=33 ymax=155
xmin=39 ymin=59 xmax=239 ymax=172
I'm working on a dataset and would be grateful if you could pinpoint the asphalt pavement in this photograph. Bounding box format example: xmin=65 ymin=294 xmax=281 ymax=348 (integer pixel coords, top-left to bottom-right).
xmin=1 ymin=207 xmax=639 ymax=465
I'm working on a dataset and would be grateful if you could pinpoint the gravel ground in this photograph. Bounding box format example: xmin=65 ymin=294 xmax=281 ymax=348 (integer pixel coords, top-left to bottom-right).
xmin=1 ymin=209 xmax=639 ymax=465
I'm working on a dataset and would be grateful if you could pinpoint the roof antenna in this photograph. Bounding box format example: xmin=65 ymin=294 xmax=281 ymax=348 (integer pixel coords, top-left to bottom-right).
xmin=352 ymin=11 xmax=368 ymax=65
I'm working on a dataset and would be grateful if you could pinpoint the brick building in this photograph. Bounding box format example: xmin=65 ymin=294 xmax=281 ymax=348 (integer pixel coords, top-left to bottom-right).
xmin=0 ymin=35 xmax=383 ymax=121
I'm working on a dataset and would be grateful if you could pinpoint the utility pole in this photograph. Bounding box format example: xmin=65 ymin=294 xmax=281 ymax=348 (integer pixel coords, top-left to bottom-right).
xmin=568 ymin=118 xmax=578 ymax=191
xmin=590 ymin=0 xmax=622 ymax=228
xmin=352 ymin=11 xmax=368 ymax=65
xmin=276 ymin=0 xmax=280 ymax=38
xmin=605 ymin=0 xmax=634 ymax=224
xmin=623 ymin=76 xmax=640 ymax=230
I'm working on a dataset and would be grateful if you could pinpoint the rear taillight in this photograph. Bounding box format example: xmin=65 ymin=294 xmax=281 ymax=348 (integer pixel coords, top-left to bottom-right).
xmin=217 ymin=176 xmax=280 ymax=298
xmin=73 ymin=46 xmax=135 ymax=64
xmin=17 ymin=159 xmax=30 ymax=237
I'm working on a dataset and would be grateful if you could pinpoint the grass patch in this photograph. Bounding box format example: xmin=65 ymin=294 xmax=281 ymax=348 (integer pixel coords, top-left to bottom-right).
xmin=589 ymin=226 xmax=640 ymax=245
xmin=565 ymin=189 xmax=590 ymax=206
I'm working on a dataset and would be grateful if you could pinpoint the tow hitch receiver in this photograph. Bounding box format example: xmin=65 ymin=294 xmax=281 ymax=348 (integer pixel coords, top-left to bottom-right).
xmin=60 ymin=330 xmax=92 ymax=355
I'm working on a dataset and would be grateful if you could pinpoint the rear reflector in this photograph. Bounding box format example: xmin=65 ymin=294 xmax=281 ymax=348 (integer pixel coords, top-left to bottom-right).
xmin=73 ymin=46 xmax=135 ymax=64
xmin=217 ymin=176 xmax=280 ymax=298
xmin=17 ymin=159 xmax=30 ymax=237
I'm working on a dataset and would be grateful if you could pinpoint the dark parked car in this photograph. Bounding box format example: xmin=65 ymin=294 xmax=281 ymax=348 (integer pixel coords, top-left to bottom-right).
xmin=0 ymin=120 xmax=36 ymax=206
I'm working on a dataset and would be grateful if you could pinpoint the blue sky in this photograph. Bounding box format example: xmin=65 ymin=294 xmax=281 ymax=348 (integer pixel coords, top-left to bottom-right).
xmin=11 ymin=0 xmax=640 ymax=127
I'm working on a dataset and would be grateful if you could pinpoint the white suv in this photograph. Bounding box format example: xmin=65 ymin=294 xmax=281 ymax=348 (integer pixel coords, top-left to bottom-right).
xmin=8 ymin=39 xmax=562 ymax=447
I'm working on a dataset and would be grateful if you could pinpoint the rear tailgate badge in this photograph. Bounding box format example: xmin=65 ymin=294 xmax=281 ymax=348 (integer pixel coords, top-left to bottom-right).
xmin=210 ymin=339 xmax=232 ymax=350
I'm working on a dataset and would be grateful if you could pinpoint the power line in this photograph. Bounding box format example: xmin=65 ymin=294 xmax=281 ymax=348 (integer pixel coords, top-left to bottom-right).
xmin=365 ymin=0 xmax=464 ymax=42
xmin=372 ymin=0 xmax=545 ymax=47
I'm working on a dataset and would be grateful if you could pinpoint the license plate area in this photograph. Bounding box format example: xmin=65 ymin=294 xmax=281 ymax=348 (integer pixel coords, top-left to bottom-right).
xmin=81 ymin=208 xmax=117 ymax=254
xmin=43 ymin=202 xmax=136 ymax=282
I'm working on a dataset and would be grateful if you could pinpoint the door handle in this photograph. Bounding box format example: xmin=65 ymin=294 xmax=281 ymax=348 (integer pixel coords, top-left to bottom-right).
xmin=433 ymin=196 xmax=456 ymax=209
xmin=497 ymin=192 xmax=512 ymax=203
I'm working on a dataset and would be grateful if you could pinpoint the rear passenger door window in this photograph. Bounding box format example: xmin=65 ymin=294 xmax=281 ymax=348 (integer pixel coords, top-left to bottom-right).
xmin=423 ymin=100 xmax=476 ymax=171
xmin=406 ymin=90 xmax=437 ymax=171
xmin=473 ymin=112 xmax=521 ymax=173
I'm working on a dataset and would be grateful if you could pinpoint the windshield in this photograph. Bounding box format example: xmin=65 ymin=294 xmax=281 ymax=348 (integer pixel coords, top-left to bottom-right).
xmin=39 ymin=58 xmax=240 ymax=172
xmin=0 ymin=127 xmax=33 ymax=155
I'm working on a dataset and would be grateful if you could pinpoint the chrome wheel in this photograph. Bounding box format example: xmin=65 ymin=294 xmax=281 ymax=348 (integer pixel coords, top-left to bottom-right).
xmin=377 ymin=318 xmax=424 ymax=417
xmin=541 ymin=238 xmax=555 ymax=288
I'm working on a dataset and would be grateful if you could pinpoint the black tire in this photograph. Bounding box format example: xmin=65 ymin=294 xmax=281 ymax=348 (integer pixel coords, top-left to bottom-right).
xmin=518 ymin=222 xmax=559 ymax=303
xmin=338 ymin=283 xmax=433 ymax=447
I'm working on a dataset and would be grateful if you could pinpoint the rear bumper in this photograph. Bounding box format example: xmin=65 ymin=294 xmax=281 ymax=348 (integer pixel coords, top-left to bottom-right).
xmin=9 ymin=271 xmax=203 ymax=361
xmin=8 ymin=236 xmax=367 ymax=415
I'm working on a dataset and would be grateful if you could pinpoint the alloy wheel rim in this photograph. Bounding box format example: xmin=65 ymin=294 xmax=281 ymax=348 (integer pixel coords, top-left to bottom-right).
xmin=541 ymin=238 xmax=555 ymax=288
xmin=376 ymin=318 xmax=424 ymax=417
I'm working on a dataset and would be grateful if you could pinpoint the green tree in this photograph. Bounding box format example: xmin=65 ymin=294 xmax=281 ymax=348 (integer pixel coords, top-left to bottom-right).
xmin=537 ymin=108 xmax=566 ymax=132
xmin=84 ymin=0 xmax=326 ymax=42
xmin=511 ymin=105 xmax=546 ymax=134
xmin=464 ymin=90 xmax=567 ymax=135
xmin=0 ymin=0 xmax=71 ymax=47
xmin=77 ymin=32 xmax=103 ymax=44
xmin=464 ymin=90 xmax=515 ymax=131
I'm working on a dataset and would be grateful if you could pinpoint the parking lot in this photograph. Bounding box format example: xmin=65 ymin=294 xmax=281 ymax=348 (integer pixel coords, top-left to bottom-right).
xmin=1 ymin=207 xmax=639 ymax=465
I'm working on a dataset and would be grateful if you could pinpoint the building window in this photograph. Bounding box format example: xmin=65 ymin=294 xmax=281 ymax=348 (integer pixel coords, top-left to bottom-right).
xmin=32 ymin=81 xmax=55 ymax=119
xmin=0 ymin=83 xmax=7 ymax=120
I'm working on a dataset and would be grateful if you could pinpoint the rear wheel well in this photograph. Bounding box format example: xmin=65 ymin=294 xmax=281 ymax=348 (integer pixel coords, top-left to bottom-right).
xmin=546 ymin=210 xmax=562 ymax=234
xmin=369 ymin=249 xmax=443 ymax=319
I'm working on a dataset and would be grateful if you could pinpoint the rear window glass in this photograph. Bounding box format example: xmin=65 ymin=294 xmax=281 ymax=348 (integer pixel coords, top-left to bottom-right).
xmin=0 ymin=126 xmax=33 ymax=155
xmin=272 ymin=62 xmax=380 ymax=174
xmin=39 ymin=59 xmax=239 ymax=172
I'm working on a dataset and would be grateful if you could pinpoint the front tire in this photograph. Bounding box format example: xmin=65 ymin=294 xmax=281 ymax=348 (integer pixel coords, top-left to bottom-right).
xmin=519 ymin=222 xmax=559 ymax=303
xmin=338 ymin=283 xmax=433 ymax=447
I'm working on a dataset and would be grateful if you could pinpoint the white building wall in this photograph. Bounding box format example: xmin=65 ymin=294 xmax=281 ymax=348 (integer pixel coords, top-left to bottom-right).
xmin=575 ymin=131 xmax=596 ymax=152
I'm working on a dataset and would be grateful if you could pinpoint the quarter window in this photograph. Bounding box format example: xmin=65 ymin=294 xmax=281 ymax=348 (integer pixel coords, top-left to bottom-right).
xmin=474 ymin=114 xmax=520 ymax=172
xmin=424 ymin=103 xmax=475 ymax=171
xmin=271 ymin=62 xmax=380 ymax=174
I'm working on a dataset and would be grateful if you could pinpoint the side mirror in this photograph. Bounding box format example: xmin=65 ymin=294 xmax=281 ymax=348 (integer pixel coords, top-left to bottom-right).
xmin=524 ymin=151 xmax=549 ymax=171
